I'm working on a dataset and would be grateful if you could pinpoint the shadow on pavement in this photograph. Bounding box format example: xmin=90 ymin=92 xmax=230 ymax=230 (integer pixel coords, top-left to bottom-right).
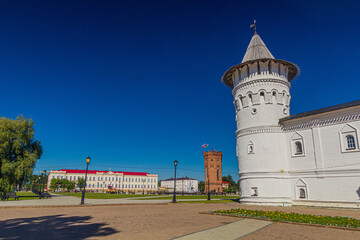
xmin=0 ymin=214 xmax=118 ymax=239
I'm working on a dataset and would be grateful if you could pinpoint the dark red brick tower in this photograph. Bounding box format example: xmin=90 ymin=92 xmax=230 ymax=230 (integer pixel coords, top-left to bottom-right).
xmin=203 ymin=149 xmax=223 ymax=193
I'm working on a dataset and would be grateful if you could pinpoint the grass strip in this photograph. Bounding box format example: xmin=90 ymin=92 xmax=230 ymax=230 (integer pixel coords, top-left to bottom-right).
xmin=178 ymin=200 xmax=236 ymax=204
xmin=140 ymin=195 xmax=239 ymax=200
xmin=55 ymin=192 xmax=156 ymax=199
xmin=212 ymin=209 xmax=360 ymax=228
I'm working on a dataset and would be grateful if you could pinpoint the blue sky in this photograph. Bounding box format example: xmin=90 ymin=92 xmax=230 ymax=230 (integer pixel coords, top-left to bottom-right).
xmin=1 ymin=0 xmax=359 ymax=180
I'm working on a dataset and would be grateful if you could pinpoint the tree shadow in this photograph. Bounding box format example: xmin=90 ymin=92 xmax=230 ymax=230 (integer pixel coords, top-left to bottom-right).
xmin=0 ymin=214 xmax=118 ymax=239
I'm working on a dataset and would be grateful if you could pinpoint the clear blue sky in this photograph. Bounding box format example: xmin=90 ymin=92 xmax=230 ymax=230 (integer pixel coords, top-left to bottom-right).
xmin=1 ymin=0 xmax=359 ymax=181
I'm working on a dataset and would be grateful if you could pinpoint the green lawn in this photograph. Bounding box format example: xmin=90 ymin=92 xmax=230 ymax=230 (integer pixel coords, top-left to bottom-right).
xmin=178 ymin=199 xmax=238 ymax=204
xmin=55 ymin=192 xmax=156 ymax=199
xmin=140 ymin=195 xmax=240 ymax=200
xmin=1 ymin=191 xmax=39 ymax=201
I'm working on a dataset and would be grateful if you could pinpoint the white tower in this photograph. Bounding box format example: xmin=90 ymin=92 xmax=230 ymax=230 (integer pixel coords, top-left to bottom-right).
xmin=222 ymin=27 xmax=300 ymax=205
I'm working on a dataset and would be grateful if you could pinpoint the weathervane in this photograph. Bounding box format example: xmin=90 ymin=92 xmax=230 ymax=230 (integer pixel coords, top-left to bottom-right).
xmin=250 ymin=19 xmax=257 ymax=34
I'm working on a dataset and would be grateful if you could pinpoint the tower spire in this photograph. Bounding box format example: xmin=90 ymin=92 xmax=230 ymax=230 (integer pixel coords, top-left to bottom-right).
xmin=250 ymin=19 xmax=257 ymax=35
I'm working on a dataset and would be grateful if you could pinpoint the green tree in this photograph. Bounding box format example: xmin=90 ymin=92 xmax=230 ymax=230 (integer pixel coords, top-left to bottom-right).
xmin=0 ymin=116 xmax=42 ymax=195
xmin=198 ymin=181 xmax=205 ymax=192
xmin=49 ymin=178 xmax=62 ymax=191
xmin=222 ymin=175 xmax=239 ymax=192
xmin=77 ymin=177 xmax=85 ymax=190
xmin=61 ymin=179 xmax=75 ymax=191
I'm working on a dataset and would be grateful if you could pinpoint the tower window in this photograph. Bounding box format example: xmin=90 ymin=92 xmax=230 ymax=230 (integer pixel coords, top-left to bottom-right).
xmin=295 ymin=141 xmax=303 ymax=155
xmin=260 ymin=92 xmax=265 ymax=97
xmin=217 ymin=169 xmax=219 ymax=181
xmin=248 ymin=141 xmax=254 ymax=154
xmin=251 ymin=187 xmax=258 ymax=196
xmin=346 ymin=135 xmax=356 ymax=150
xmin=248 ymin=94 xmax=253 ymax=105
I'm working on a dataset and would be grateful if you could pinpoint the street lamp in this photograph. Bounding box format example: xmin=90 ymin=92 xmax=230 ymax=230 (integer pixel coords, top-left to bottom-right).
xmin=207 ymin=170 xmax=211 ymax=201
xmin=43 ymin=170 xmax=47 ymax=195
xmin=172 ymin=160 xmax=178 ymax=203
xmin=80 ymin=156 xmax=91 ymax=205
xmin=142 ymin=178 xmax=145 ymax=195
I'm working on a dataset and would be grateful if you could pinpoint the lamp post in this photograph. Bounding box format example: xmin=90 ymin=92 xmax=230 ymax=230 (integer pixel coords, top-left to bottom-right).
xmin=142 ymin=178 xmax=145 ymax=195
xmin=39 ymin=172 xmax=44 ymax=199
xmin=172 ymin=160 xmax=178 ymax=203
xmin=43 ymin=170 xmax=47 ymax=195
xmin=80 ymin=156 xmax=91 ymax=205
xmin=182 ymin=179 xmax=184 ymax=196
xmin=207 ymin=170 xmax=211 ymax=201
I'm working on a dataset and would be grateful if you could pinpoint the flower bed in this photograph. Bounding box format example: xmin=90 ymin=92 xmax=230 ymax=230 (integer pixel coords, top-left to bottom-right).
xmin=212 ymin=209 xmax=360 ymax=228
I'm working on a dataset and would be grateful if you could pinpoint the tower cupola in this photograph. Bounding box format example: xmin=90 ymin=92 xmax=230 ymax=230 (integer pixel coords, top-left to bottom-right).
xmin=221 ymin=30 xmax=300 ymax=89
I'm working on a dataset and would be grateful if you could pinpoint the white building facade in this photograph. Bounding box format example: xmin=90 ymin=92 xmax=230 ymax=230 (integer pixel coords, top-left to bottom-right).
xmin=161 ymin=177 xmax=198 ymax=193
xmin=222 ymin=28 xmax=360 ymax=207
xmin=47 ymin=169 xmax=158 ymax=194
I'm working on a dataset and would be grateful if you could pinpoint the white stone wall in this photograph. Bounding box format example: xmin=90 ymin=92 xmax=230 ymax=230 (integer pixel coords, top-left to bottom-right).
xmin=283 ymin=112 xmax=360 ymax=203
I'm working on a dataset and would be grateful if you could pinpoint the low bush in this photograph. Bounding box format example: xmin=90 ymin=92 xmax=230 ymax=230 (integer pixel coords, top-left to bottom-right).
xmin=212 ymin=209 xmax=360 ymax=228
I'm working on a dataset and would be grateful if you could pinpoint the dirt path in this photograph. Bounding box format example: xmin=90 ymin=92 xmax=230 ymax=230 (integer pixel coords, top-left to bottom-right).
xmin=1 ymin=203 xmax=360 ymax=239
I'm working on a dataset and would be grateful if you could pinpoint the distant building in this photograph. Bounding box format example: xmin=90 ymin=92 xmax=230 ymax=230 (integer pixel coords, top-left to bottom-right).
xmin=203 ymin=149 xmax=223 ymax=193
xmin=47 ymin=169 xmax=158 ymax=194
xmin=222 ymin=181 xmax=230 ymax=190
xmin=161 ymin=177 xmax=198 ymax=193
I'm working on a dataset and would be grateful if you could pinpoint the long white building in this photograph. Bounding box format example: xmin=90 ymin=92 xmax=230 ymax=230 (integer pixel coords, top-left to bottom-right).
xmin=222 ymin=27 xmax=360 ymax=207
xmin=161 ymin=177 xmax=198 ymax=193
xmin=47 ymin=169 xmax=158 ymax=193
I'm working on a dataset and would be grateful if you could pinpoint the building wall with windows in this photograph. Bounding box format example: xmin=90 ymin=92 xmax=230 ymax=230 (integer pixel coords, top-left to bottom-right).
xmin=282 ymin=105 xmax=360 ymax=203
xmin=161 ymin=177 xmax=198 ymax=193
xmin=47 ymin=169 xmax=158 ymax=193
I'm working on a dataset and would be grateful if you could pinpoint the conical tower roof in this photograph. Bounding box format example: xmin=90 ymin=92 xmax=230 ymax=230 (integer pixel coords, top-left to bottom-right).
xmin=221 ymin=30 xmax=300 ymax=88
xmin=241 ymin=32 xmax=274 ymax=63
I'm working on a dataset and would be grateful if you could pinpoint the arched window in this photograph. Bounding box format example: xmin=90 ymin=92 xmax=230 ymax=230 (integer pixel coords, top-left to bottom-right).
xmin=295 ymin=141 xmax=303 ymax=155
xmin=346 ymin=135 xmax=356 ymax=149
xmin=272 ymin=91 xmax=277 ymax=103
xmin=217 ymin=169 xmax=219 ymax=181
xmin=248 ymin=141 xmax=254 ymax=154
xmin=299 ymin=188 xmax=306 ymax=199
xmin=260 ymin=91 xmax=265 ymax=104
xmin=248 ymin=94 xmax=253 ymax=105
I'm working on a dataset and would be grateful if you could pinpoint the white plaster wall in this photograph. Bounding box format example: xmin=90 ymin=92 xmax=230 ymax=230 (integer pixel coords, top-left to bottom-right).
xmin=284 ymin=117 xmax=360 ymax=203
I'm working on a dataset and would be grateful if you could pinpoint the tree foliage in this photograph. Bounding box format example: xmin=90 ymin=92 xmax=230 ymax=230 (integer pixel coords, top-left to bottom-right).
xmin=49 ymin=178 xmax=75 ymax=191
xmin=77 ymin=177 xmax=85 ymax=190
xmin=0 ymin=116 xmax=42 ymax=194
xmin=198 ymin=181 xmax=205 ymax=192
xmin=222 ymin=175 xmax=239 ymax=192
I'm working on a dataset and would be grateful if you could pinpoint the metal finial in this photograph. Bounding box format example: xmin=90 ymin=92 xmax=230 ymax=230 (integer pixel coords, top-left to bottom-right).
xmin=250 ymin=19 xmax=257 ymax=35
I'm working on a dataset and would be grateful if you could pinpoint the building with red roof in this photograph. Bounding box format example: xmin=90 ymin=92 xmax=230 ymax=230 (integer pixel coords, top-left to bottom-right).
xmin=47 ymin=168 xmax=158 ymax=193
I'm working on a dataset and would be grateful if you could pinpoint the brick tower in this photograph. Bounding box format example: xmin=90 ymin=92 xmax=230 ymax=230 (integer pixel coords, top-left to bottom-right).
xmin=203 ymin=149 xmax=223 ymax=193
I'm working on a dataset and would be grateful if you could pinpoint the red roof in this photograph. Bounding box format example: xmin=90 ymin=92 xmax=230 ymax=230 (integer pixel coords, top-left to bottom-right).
xmin=222 ymin=181 xmax=229 ymax=184
xmin=55 ymin=169 xmax=150 ymax=176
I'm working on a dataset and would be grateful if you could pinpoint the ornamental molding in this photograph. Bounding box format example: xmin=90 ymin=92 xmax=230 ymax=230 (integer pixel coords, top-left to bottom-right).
xmin=236 ymin=125 xmax=282 ymax=137
xmin=281 ymin=113 xmax=360 ymax=132
xmin=232 ymin=78 xmax=291 ymax=96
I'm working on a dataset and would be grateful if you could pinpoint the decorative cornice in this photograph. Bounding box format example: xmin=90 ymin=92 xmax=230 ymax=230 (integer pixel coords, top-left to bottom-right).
xmin=281 ymin=113 xmax=360 ymax=131
xmin=236 ymin=125 xmax=282 ymax=137
xmin=232 ymin=78 xmax=290 ymax=96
